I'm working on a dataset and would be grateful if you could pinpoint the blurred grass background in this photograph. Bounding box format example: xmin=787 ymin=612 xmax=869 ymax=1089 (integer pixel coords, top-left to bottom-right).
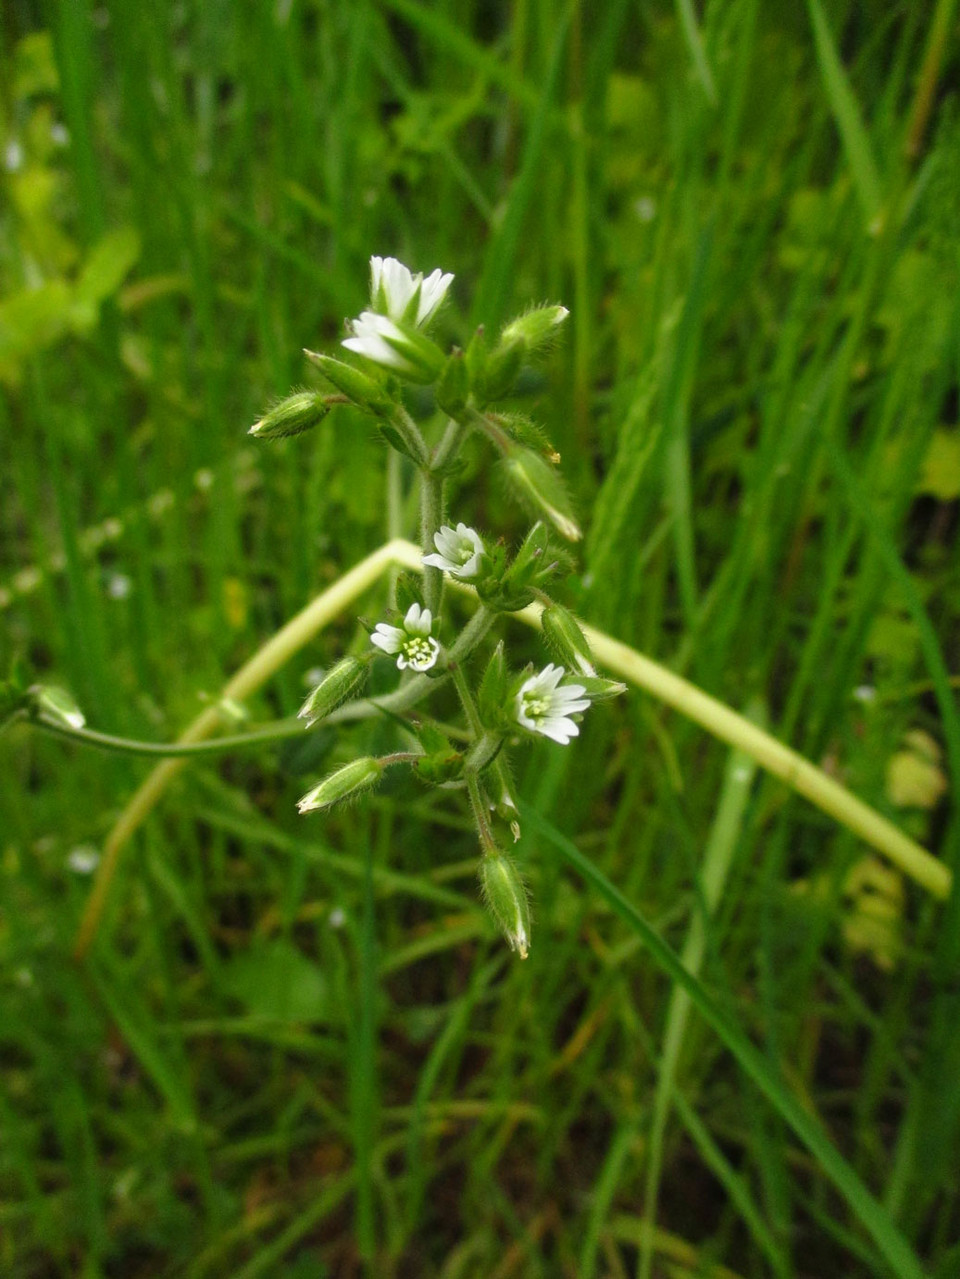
xmin=1 ymin=1 xmax=959 ymax=1275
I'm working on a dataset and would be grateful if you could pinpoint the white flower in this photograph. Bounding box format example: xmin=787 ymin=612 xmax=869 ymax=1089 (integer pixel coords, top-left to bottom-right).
xmin=371 ymin=602 xmax=440 ymax=672
xmin=341 ymin=311 xmax=444 ymax=382
xmin=370 ymin=256 xmax=453 ymax=327
xmin=515 ymin=663 xmax=590 ymax=745
xmin=422 ymin=523 xmax=485 ymax=580
xmin=343 ymin=311 xmax=415 ymax=372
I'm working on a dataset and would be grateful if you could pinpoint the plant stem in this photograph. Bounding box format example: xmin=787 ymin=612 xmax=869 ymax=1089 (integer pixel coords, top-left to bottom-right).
xmin=27 ymin=713 xmax=308 ymax=757
xmin=450 ymin=662 xmax=483 ymax=738
xmin=466 ymin=773 xmax=498 ymax=855
xmin=420 ymin=467 xmax=443 ymax=615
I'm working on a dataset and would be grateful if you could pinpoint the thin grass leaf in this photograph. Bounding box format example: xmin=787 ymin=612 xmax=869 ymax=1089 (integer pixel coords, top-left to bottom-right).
xmin=520 ymin=803 xmax=928 ymax=1279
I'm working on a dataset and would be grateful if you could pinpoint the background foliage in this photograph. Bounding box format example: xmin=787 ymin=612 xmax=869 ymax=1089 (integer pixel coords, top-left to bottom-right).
xmin=1 ymin=1 xmax=959 ymax=1275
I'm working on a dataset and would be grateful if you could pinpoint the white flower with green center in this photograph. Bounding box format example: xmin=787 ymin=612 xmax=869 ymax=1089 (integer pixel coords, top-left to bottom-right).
xmin=370 ymin=256 xmax=453 ymax=327
xmin=371 ymin=602 xmax=440 ymax=672
xmin=515 ymin=663 xmax=590 ymax=745
xmin=422 ymin=523 xmax=485 ymax=580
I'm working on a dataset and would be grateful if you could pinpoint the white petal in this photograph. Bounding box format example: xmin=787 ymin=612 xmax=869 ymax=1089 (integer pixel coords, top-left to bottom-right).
xmin=536 ymin=717 xmax=578 ymax=745
xmin=371 ymin=624 xmax=403 ymax=654
xmin=417 ymin=269 xmax=454 ymax=323
xmin=422 ymin=552 xmax=455 ymax=571
xmin=403 ymin=602 xmax=433 ymax=635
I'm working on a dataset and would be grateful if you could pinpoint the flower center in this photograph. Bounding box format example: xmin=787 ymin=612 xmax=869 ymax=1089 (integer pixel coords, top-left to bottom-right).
xmin=522 ymin=694 xmax=549 ymax=721
xmin=403 ymin=636 xmax=436 ymax=668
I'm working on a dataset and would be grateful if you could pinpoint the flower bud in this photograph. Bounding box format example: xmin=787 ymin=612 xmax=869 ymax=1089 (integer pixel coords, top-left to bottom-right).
xmin=435 ymin=348 xmax=468 ymax=416
xmin=33 ymin=684 xmax=85 ymax=730
xmin=249 ymin=390 xmax=331 ymax=439
xmin=501 ymin=447 xmax=581 ymax=542
xmin=298 ymin=656 xmax=369 ymax=727
xmin=576 ymin=675 xmax=628 ymax=703
xmin=303 ymin=350 xmax=395 ymax=416
xmin=541 ymin=605 xmax=597 ymax=677
xmin=479 ymin=336 xmax=524 ymax=402
xmin=479 ymin=851 xmax=531 ymax=958
xmin=297 ymin=757 xmax=383 ymax=814
xmin=500 ymin=304 xmax=568 ymax=355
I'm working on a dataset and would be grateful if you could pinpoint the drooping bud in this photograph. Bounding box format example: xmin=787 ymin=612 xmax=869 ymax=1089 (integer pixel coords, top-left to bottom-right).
xmin=501 ymin=446 xmax=581 ymax=542
xmin=303 ymin=350 xmax=395 ymax=416
xmin=435 ymin=348 xmax=469 ymax=417
xmin=33 ymin=684 xmax=86 ymax=730
xmin=298 ymin=656 xmax=369 ymax=727
xmin=479 ymin=851 xmax=532 ymax=958
xmin=297 ymin=757 xmax=384 ymax=814
xmin=541 ymin=605 xmax=597 ymax=677
xmin=249 ymin=390 xmax=331 ymax=439
xmin=500 ymin=304 xmax=568 ymax=356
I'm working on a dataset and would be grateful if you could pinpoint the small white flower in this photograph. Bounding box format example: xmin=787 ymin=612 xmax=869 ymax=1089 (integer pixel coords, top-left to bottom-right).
xmin=422 ymin=523 xmax=485 ymax=580
xmin=370 ymin=255 xmax=453 ymax=327
xmin=342 ymin=311 xmax=410 ymax=371
xmin=341 ymin=311 xmax=443 ymax=382
xmin=515 ymin=663 xmax=590 ymax=745
xmin=371 ymin=602 xmax=440 ymax=672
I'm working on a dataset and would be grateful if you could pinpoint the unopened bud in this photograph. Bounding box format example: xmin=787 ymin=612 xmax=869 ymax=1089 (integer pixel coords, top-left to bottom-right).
xmin=435 ymin=348 xmax=468 ymax=416
xmin=502 ymin=447 xmax=581 ymax=542
xmin=299 ymin=656 xmax=369 ymax=726
xmin=249 ymin=390 xmax=331 ymax=439
xmin=304 ymin=350 xmax=395 ymax=416
xmin=479 ymin=851 xmax=531 ymax=958
xmin=541 ymin=605 xmax=597 ymax=677
xmin=33 ymin=684 xmax=85 ymax=730
xmin=297 ymin=757 xmax=383 ymax=814
xmin=479 ymin=335 xmax=525 ymax=402
xmin=500 ymin=304 xmax=568 ymax=355
xmin=576 ymin=675 xmax=628 ymax=703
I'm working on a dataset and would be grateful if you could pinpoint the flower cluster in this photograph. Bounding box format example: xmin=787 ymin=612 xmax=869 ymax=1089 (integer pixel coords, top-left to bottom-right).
xmin=252 ymin=255 xmax=625 ymax=957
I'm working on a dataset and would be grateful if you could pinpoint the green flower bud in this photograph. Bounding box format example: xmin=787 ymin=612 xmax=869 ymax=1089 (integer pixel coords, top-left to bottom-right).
xmin=479 ymin=851 xmax=531 ymax=958
xmin=500 ymin=304 xmax=569 ymax=356
xmin=249 ymin=390 xmax=331 ymax=439
xmin=479 ymin=335 xmax=525 ymax=403
xmin=541 ymin=605 xmax=597 ymax=677
xmin=576 ymin=675 xmax=628 ymax=703
xmin=501 ymin=447 xmax=581 ymax=542
xmin=298 ymin=656 xmax=369 ymax=727
xmin=435 ymin=348 xmax=468 ymax=416
xmin=33 ymin=684 xmax=85 ymax=730
xmin=297 ymin=757 xmax=383 ymax=814
xmin=303 ymin=350 xmax=395 ymax=416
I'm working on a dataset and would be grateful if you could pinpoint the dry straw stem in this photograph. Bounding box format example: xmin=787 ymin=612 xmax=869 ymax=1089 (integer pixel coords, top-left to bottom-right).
xmin=74 ymin=538 xmax=949 ymax=960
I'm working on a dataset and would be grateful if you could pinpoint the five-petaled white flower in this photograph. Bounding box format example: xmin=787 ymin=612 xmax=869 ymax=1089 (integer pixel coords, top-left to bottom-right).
xmin=371 ymin=602 xmax=440 ymax=672
xmin=422 ymin=523 xmax=485 ymax=580
xmin=370 ymin=256 xmax=454 ymax=327
xmin=515 ymin=663 xmax=590 ymax=745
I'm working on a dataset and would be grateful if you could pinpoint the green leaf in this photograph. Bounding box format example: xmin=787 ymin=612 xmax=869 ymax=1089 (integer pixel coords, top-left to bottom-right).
xmin=70 ymin=226 xmax=142 ymax=326
xmin=221 ymin=939 xmax=329 ymax=1024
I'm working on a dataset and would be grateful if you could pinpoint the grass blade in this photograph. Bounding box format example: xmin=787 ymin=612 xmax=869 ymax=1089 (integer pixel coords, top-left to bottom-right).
xmin=520 ymin=803 xmax=928 ymax=1279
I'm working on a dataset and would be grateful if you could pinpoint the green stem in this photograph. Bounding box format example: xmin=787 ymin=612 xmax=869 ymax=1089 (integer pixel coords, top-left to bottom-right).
xmin=420 ymin=467 xmax=443 ymax=615
xmin=30 ymin=713 xmax=308 ymax=758
xmin=450 ymin=662 xmax=483 ymax=738
xmin=466 ymin=773 xmax=498 ymax=855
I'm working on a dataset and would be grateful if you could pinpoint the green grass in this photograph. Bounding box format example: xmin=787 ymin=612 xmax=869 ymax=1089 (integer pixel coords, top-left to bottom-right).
xmin=2 ymin=1 xmax=959 ymax=1276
